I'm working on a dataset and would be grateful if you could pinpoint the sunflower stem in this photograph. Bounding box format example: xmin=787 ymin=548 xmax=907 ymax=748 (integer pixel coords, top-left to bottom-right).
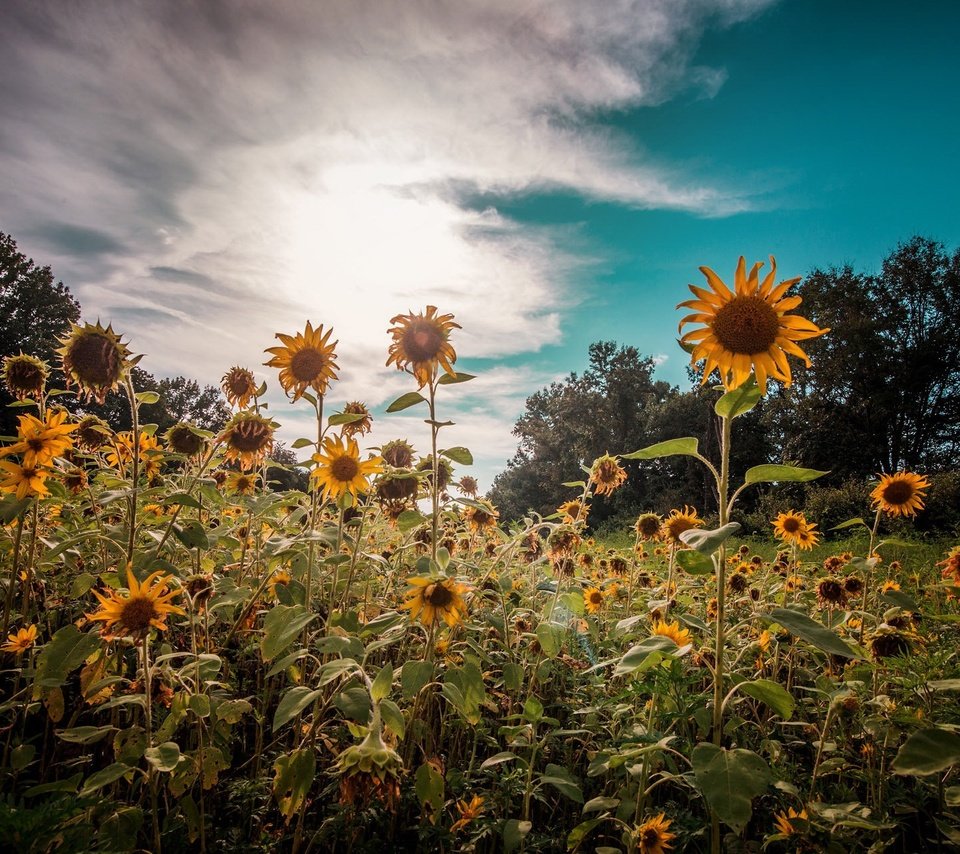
xmin=1 ymin=509 xmax=27 ymax=638
xmin=142 ymin=633 xmax=162 ymax=853
xmin=427 ymin=378 xmax=440 ymax=567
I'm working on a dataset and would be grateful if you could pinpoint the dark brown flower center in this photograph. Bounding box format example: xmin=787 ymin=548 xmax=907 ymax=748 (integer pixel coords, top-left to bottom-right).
xmin=7 ymin=360 xmax=44 ymax=393
xmin=229 ymin=420 xmax=272 ymax=451
xmin=711 ymin=295 xmax=780 ymax=354
xmin=426 ymin=582 xmax=454 ymax=607
xmin=169 ymin=426 xmax=204 ymax=455
xmin=290 ymin=347 xmax=329 ymax=382
xmin=781 ymin=517 xmax=802 ymax=533
xmin=68 ymin=332 xmax=123 ymax=385
xmin=637 ymin=515 xmax=660 ymax=538
xmin=331 ymin=455 xmax=360 ymax=481
xmin=120 ymin=595 xmax=159 ymax=633
xmin=881 ymin=479 xmax=915 ymax=505
xmin=402 ymin=321 xmax=443 ymax=362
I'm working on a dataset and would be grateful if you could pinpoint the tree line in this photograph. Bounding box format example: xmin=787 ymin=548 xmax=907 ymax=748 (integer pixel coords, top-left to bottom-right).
xmin=489 ymin=237 xmax=960 ymax=531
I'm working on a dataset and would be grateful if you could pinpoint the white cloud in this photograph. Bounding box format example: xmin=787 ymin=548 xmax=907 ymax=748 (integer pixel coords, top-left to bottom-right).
xmin=0 ymin=0 xmax=772 ymax=485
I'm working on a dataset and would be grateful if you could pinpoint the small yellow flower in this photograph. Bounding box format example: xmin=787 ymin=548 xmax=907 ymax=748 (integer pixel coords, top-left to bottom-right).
xmin=221 ymin=366 xmax=259 ymax=409
xmin=86 ymin=568 xmax=185 ymax=640
xmin=450 ymin=794 xmax=484 ymax=833
xmin=1 ymin=410 xmax=77 ymax=468
xmin=773 ymin=806 xmax=808 ymax=836
xmin=661 ymin=506 xmax=703 ymax=545
xmin=584 ymin=586 xmax=605 ymax=614
xmin=0 ymin=459 xmax=50 ymax=499
xmin=2 ymin=624 xmax=38 ymax=655
xmin=635 ymin=812 xmax=675 ymax=854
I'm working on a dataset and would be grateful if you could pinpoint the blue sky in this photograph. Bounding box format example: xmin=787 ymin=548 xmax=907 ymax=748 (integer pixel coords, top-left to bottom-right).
xmin=1 ymin=0 xmax=957 ymax=489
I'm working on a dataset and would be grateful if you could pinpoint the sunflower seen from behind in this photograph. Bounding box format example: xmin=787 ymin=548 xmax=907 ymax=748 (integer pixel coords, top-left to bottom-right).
xmin=311 ymin=435 xmax=383 ymax=504
xmin=264 ymin=321 xmax=339 ymax=401
xmin=386 ymin=305 xmax=460 ymax=387
xmin=678 ymin=256 xmax=828 ymax=395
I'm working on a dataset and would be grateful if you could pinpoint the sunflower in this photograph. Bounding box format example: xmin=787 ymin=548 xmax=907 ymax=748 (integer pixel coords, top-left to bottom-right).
xmin=816 ymin=579 xmax=847 ymax=609
xmin=268 ymin=570 xmax=292 ymax=600
xmin=1 ymin=410 xmax=77 ymax=468
xmin=772 ymin=510 xmax=812 ymax=548
xmin=164 ymin=422 xmax=207 ymax=457
xmin=380 ymin=439 xmax=416 ymax=468
xmin=661 ymin=506 xmax=704 ymax=545
xmin=86 ymin=568 xmax=185 ymax=640
xmin=386 ymin=305 xmax=460 ymax=387
xmin=635 ymin=512 xmax=662 ymax=541
xmin=58 ymin=321 xmax=132 ymax=403
xmin=416 ymin=455 xmax=454 ymax=493
xmin=339 ymin=401 xmax=373 ymax=437
xmin=635 ymin=812 xmax=675 ymax=854
xmin=651 ymin=620 xmax=691 ymax=647
xmin=558 ymin=499 xmax=590 ymax=525
xmin=402 ymin=576 xmax=469 ymax=627
xmin=2 ymin=624 xmax=38 ymax=655
xmin=2 ymin=353 xmax=48 ymax=400
xmin=73 ymin=415 xmax=112 ymax=452
xmin=105 ymin=431 xmax=161 ymax=480
xmin=451 ymin=795 xmax=485 ymax=833
xmin=773 ymin=807 xmax=808 ymax=836
xmin=794 ymin=524 xmax=819 ymax=551
xmin=939 ymin=547 xmax=960 ymax=584
xmin=218 ymin=412 xmax=275 ymax=471
xmin=589 ymin=453 xmax=627 ymax=496
xmin=463 ymin=501 xmax=499 ymax=532
xmin=61 ymin=466 xmax=89 ymax=494
xmin=225 ymin=470 xmax=259 ymax=496
xmin=871 ymin=471 xmax=929 ymax=517
xmin=221 ymin=366 xmax=259 ymax=409
xmin=0 ymin=459 xmax=50 ymax=499
xmin=678 ymin=256 xmax=829 ymax=395
xmin=583 ymin=586 xmax=605 ymax=614
xmin=547 ymin=525 xmax=582 ymax=559
xmin=311 ymin=435 xmax=383 ymax=503
xmin=264 ymin=321 xmax=339 ymax=401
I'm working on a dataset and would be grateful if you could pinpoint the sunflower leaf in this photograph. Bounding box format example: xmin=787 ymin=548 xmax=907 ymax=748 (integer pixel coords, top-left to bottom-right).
xmin=831 ymin=517 xmax=868 ymax=530
xmin=769 ymin=607 xmax=857 ymax=659
xmin=744 ymin=464 xmax=829 ymax=484
xmin=622 ymin=437 xmax=700 ymax=460
xmin=679 ymin=522 xmax=741 ymax=554
xmin=437 ymin=371 xmax=475 ymax=385
xmin=328 ymin=412 xmax=367 ymax=426
xmin=386 ymin=392 xmax=427 ymax=412
xmin=714 ymin=377 xmax=761 ymax=419
xmin=440 ymin=446 xmax=473 ymax=465
xmin=892 ymin=728 xmax=960 ymax=776
xmin=676 ymin=549 xmax=715 ymax=575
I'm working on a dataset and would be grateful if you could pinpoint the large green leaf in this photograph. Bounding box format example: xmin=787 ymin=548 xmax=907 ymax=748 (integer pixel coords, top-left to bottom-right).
xmin=622 ymin=437 xmax=699 ymax=460
xmin=260 ymin=605 xmax=317 ymax=662
xmin=692 ymin=744 xmax=770 ymax=832
xmin=386 ymin=392 xmax=427 ymax=412
xmin=144 ymin=742 xmax=181 ymax=772
xmin=680 ymin=522 xmax=741 ymax=555
xmin=615 ymin=635 xmax=681 ymax=676
xmin=676 ymin=549 xmax=715 ymax=575
xmin=770 ymin=607 xmax=857 ymax=659
xmin=743 ymin=464 xmax=829 ymax=485
xmin=437 ymin=371 xmax=476 ymax=385
xmin=273 ymin=687 xmax=322 ymax=730
xmin=540 ymin=763 xmax=583 ymax=803
xmin=892 ymin=728 xmax=960 ymax=775
xmin=35 ymin=625 xmax=101 ymax=689
xmin=734 ymin=678 xmax=795 ymax=719
xmin=714 ymin=377 xmax=760 ymax=419
xmin=401 ymin=660 xmax=434 ymax=700
xmin=440 ymin=446 xmax=473 ymax=465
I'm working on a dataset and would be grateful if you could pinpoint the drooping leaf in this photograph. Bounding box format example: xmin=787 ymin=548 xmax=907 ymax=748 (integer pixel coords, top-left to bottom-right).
xmin=34 ymin=625 xmax=101 ymax=690
xmin=676 ymin=549 xmax=715 ymax=575
xmin=386 ymin=392 xmax=427 ymax=412
xmin=743 ymin=464 xmax=829 ymax=485
xmin=680 ymin=522 xmax=741 ymax=555
xmin=714 ymin=377 xmax=760 ymax=419
xmin=770 ymin=607 xmax=857 ymax=659
xmin=734 ymin=678 xmax=795 ymax=720
xmin=892 ymin=728 xmax=960 ymax=775
xmin=692 ymin=744 xmax=771 ymax=832
xmin=260 ymin=605 xmax=316 ymax=662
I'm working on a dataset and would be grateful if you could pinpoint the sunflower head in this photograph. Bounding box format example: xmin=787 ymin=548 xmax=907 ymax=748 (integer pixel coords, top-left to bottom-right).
xmin=547 ymin=524 xmax=582 ymax=559
xmin=871 ymin=471 xmax=929 ymax=517
xmin=463 ymin=501 xmax=499 ymax=532
xmin=772 ymin=510 xmax=810 ymax=545
xmin=218 ymin=412 xmax=276 ymax=471
xmin=58 ymin=321 xmax=132 ymax=403
xmin=2 ymin=624 xmax=38 ymax=655
xmin=164 ymin=422 xmax=207 ymax=457
xmin=86 ymin=568 xmax=185 ymax=640
xmin=635 ymin=812 xmax=676 ymax=854
xmin=678 ymin=256 xmax=829 ymax=395
xmin=651 ymin=620 xmax=691 ymax=647
xmin=311 ymin=435 xmax=383 ymax=503
xmin=584 ymin=586 xmax=605 ymax=614
xmin=264 ymin=321 xmax=339 ymax=401
xmin=62 ymin=466 xmax=89 ymax=494
xmin=2 ymin=353 xmax=48 ymax=400
xmin=557 ymin=498 xmax=590 ymax=525
xmin=773 ymin=807 xmax=808 ymax=837
xmin=416 ymin=455 xmax=453 ymax=493
xmin=386 ymin=305 xmax=460 ymax=387
xmin=335 ymin=728 xmax=404 ymax=812
xmin=225 ymin=470 xmax=259 ymax=496
xmin=339 ymin=401 xmax=373 ymax=437
xmin=73 ymin=415 xmax=112 ymax=452
xmin=635 ymin=512 xmax=663 ymax=541
xmin=380 ymin=439 xmax=416 ymax=468
xmin=456 ymin=475 xmax=479 ymax=498
xmin=401 ymin=575 xmax=469 ymax=627
xmin=221 ymin=366 xmax=259 ymax=409
xmin=0 ymin=459 xmax=50 ymax=500
xmin=589 ymin=453 xmax=627 ymax=497
xmin=661 ymin=506 xmax=704 ymax=545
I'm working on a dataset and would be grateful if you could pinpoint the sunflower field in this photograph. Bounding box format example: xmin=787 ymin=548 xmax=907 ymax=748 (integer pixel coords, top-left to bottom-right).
xmin=1 ymin=258 xmax=959 ymax=854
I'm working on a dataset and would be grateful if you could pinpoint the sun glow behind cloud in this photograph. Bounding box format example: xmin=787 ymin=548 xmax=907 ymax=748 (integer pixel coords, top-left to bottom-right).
xmin=0 ymin=0 xmax=773 ymax=488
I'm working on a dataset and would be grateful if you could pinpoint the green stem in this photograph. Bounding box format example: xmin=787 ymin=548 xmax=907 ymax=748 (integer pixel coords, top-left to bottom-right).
xmin=1 ymin=509 xmax=27 ymax=637
xmin=125 ymin=377 xmax=140 ymax=565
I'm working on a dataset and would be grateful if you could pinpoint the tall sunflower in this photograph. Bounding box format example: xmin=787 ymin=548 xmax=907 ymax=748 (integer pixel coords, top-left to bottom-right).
xmin=221 ymin=366 xmax=259 ymax=409
xmin=871 ymin=471 xmax=929 ymax=517
xmin=661 ymin=506 xmax=704 ymax=545
xmin=264 ymin=321 xmax=339 ymax=401
xmin=401 ymin=576 xmax=469 ymax=627
xmin=589 ymin=453 xmax=627 ymax=496
xmin=386 ymin=305 xmax=460 ymax=387
xmin=558 ymin=499 xmax=590 ymax=525
xmin=772 ymin=510 xmax=817 ymax=550
xmin=1 ymin=410 xmax=77 ymax=468
xmin=58 ymin=321 xmax=132 ymax=403
xmin=311 ymin=435 xmax=383 ymax=503
xmin=218 ymin=412 xmax=276 ymax=471
xmin=463 ymin=501 xmax=499 ymax=533
xmin=2 ymin=353 xmax=48 ymax=400
xmin=86 ymin=568 xmax=185 ymax=640
xmin=678 ymin=256 xmax=828 ymax=395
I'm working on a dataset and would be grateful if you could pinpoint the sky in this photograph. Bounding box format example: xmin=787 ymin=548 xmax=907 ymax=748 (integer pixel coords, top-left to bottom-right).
xmin=2 ymin=0 xmax=958 ymax=491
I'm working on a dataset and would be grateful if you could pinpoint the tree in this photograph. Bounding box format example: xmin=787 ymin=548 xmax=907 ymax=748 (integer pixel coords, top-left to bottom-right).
xmin=771 ymin=237 xmax=960 ymax=476
xmin=0 ymin=231 xmax=81 ymax=434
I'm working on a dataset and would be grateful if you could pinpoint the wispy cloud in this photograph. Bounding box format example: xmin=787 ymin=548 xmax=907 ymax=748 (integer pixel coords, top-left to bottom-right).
xmin=0 ymin=0 xmax=772 ymax=487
